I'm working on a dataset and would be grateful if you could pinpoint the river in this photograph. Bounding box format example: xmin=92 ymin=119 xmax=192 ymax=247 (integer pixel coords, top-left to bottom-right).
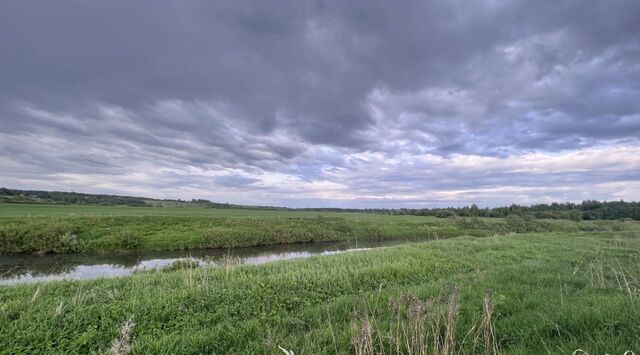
xmin=0 ymin=237 xmax=431 ymax=285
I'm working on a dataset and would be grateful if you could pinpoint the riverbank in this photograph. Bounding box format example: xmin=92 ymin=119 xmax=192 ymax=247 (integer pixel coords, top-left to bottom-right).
xmin=1 ymin=229 xmax=639 ymax=353
xmin=0 ymin=204 xmax=628 ymax=255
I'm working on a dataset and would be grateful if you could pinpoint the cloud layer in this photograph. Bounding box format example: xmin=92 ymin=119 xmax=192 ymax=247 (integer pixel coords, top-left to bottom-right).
xmin=1 ymin=0 xmax=639 ymax=207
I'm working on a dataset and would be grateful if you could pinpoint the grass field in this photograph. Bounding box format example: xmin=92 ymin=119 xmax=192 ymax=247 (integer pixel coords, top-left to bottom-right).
xmin=1 ymin=228 xmax=639 ymax=354
xmin=0 ymin=204 xmax=619 ymax=255
xmin=1 ymin=204 xmax=639 ymax=353
xmin=0 ymin=203 xmax=388 ymax=218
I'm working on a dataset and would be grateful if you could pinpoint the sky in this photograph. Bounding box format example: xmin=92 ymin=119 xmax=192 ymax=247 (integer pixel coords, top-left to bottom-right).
xmin=1 ymin=0 xmax=640 ymax=208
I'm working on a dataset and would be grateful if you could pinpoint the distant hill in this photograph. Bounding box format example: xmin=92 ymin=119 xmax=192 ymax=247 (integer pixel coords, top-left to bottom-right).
xmin=0 ymin=187 xmax=304 ymax=211
xmin=0 ymin=187 xmax=229 ymax=208
xmin=0 ymin=187 xmax=359 ymax=211
xmin=0 ymin=187 xmax=149 ymax=206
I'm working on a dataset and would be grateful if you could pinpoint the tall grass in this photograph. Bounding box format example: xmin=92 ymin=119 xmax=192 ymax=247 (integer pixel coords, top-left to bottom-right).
xmin=0 ymin=212 xmax=625 ymax=254
xmin=349 ymin=287 xmax=500 ymax=355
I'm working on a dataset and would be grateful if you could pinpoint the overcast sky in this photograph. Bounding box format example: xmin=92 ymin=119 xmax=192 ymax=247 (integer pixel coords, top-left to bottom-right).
xmin=1 ymin=0 xmax=639 ymax=208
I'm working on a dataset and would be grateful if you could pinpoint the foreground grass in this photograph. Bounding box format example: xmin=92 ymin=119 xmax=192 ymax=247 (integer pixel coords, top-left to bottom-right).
xmin=1 ymin=228 xmax=639 ymax=354
xmin=0 ymin=203 xmax=625 ymax=255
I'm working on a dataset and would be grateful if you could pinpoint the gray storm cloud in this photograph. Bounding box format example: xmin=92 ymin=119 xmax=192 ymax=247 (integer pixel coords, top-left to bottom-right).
xmin=1 ymin=0 xmax=639 ymax=207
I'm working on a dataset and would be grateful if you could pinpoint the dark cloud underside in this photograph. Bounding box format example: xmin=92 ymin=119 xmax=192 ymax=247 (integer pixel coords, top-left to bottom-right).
xmin=1 ymin=0 xmax=639 ymax=207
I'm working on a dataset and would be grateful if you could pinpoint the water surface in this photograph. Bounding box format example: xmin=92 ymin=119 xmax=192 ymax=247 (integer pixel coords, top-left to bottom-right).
xmin=0 ymin=238 xmax=429 ymax=285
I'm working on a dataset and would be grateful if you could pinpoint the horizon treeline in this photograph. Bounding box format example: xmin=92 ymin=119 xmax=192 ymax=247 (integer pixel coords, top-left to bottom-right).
xmin=391 ymin=200 xmax=640 ymax=221
xmin=1 ymin=187 xmax=639 ymax=220
xmin=0 ymin=187 xmax=149 ymax=206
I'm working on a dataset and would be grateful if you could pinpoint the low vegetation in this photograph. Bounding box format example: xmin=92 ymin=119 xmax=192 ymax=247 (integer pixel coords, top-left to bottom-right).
xmin=0 ymin=203 xmax=628 ymax=254
xmin=1 ymin=227 xmax=639 ymax=353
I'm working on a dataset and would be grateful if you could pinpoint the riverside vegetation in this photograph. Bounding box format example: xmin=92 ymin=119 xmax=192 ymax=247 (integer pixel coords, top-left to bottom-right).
xmin=1 ymin=202 xmax=640 ymax=353
xmin=0 ymin=203 xmax=627 ymax=255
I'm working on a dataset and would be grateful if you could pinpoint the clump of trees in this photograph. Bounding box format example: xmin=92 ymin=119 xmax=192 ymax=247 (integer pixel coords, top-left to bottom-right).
xmin=393 ymin=201 xmax=640 ymax=221
xmin=189 ymin=199 xmax=233 ymax=208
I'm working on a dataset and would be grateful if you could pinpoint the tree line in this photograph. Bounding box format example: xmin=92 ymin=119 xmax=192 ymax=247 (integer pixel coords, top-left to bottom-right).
xmin=389 ymin=201 xmax=640 ymax=221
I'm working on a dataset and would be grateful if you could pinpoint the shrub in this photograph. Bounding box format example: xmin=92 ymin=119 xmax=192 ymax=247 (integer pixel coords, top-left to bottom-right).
xmin=504 ymin=214 xmax=528 ymax=233
xmin=109 ymin=230 xmax=142 ymax=250
xmin=0 ymin=222 xmax=79 ymax=254
xmin=455 ymin=216 xmax=489 ymax=230
xmin=162 ymin=259 xmax=201 ymax=272
xmin=434 ymin=210 xmax=457 ymax=218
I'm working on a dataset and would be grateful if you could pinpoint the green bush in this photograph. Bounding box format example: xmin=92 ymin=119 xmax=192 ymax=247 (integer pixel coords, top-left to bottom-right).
xmin=0 ymin=222 xmax=79 ymax=254
xmin=455 ymin=216 xmax=490 ymax=230
xmin=162 ymin=259 xmax=201 ymax=272
xmin=108 ymin=230 xmax=142 ymax=250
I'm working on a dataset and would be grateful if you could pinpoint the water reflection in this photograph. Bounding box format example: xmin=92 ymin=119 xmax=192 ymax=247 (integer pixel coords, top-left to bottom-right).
xmin=0 ymin=238 xmax=428 ymax=285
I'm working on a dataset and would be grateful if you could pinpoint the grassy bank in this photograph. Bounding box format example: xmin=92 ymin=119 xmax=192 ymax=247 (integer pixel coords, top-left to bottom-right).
xmin=0 ymin=204 xmax=626 ymax=254
xmin=1 ymin=228 xmax=639 ymax=353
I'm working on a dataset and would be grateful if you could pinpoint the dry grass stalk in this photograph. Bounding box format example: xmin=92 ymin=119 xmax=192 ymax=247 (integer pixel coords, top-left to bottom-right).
xmin=442 ymin=287 xmax=459 ymax=355
xmin=408 ymin=298 xmax=426 ymax=355
xmin=109 ymin=317 xmax=135 ymax=355
xmin=572 ymin=350 xmax=636 ymax=355
xmin=53 ymin=301 xmax=65 ymax=317
xmin=30 ymin=286 xmax=42 ymax=303
xmin=351 ymin=286 xmax=498 ymax=355
xmin=425 ymin=297 xmax=442 ymax=355
xmin=351 ymin=312 xmax=374 ymax=355
xmin=481 ymin=291 xmax=498 ymax=355
xmin=583 ymin=247 xmax=639 ymax=310
xmin=73 ymin=285 xmax=86 ymax=305
xmin=588 ymin=255 xmax=606 ymax=288
xmin=278 ymin=345 xmax=295 ymax=355
xmin=617 ymin=263 xmax=637 ymax=310
xmin=388 ymin=298 xmax=402 ymax=354
xmin=222 ymin=252 xmax=241 ymax=280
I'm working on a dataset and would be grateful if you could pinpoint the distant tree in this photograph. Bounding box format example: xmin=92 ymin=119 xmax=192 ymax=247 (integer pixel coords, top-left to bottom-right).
xmin=567 ymin=209 xmax=583 ymax=222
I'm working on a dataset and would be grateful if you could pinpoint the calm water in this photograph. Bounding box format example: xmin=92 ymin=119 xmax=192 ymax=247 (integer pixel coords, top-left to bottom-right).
xmin=0 ymin=238 xmax=427 ymax=285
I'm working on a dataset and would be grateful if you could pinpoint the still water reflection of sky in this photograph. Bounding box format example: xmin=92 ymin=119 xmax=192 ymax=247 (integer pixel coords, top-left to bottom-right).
xmin=0 ymin=237 xmax=419 ymax=285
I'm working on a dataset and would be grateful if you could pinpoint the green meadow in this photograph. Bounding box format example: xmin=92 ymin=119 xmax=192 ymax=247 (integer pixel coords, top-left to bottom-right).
xmin=1 ymin=229 xmax=640 ymax=354
xmin=1 ymin=204 xmax=639 ymax=354
xmin=0 ymin=203 xmax=374 ymax=218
